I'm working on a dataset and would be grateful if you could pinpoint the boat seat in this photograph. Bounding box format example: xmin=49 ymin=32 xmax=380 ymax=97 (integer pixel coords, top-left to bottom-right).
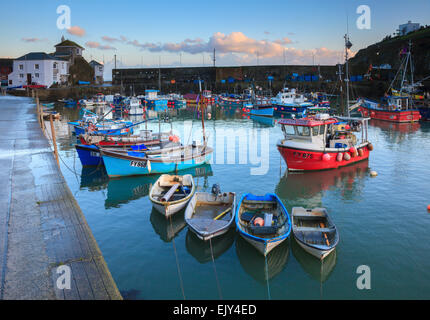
xmin=249 ymin=225 xmax=278 ymax=235
xmin=295 ymin=226 xmax=333 ymax=233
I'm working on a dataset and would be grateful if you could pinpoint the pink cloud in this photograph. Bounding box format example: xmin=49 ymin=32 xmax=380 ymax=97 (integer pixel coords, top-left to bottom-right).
xmin=85 ymin=41 xmax=116 ymax=50
xmin=67 ymin=26 xmax=86 ymax=37
xmin=21 ymin=38 xmax=48 ymax=43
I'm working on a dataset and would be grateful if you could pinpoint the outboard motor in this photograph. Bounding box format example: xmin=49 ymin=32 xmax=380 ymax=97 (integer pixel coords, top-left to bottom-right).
xmin=211 ymin=183 xmax=221 ymax=196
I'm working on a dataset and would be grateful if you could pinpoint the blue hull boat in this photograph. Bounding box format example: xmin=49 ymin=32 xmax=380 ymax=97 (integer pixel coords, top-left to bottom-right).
xmin=250 ymin=106 xmax=274 ymax=117
xmin=235 ymin=193 xmax=291 ymax=256
xmin=100 ymin=145 xmax=213 ymax=178
xmin=273 ymin=104 xmax=310 ymax=116
xmin=76 ymin=145 xmax=103 ymax=166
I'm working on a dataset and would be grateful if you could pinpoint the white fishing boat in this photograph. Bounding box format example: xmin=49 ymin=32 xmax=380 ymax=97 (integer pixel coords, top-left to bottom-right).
xmin=149 ymin=174 xmax=195 ymax=218
xmin=185 ymin=185 xmax=236 ymax=241
xmin=291 ymin=207 xmax=339 ymax=260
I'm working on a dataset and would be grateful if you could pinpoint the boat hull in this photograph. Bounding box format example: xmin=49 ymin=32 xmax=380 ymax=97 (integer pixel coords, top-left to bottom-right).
xmin=250 ymin=106 xmax=274 ymax=117
xmin=359 ymin=105 xmax=421 ymax=123
xmin=418 ymin=106 xmax=430 ymax=121
xmin=238 ymin=233 xmax=287 ymax=256
xmin=152 ymin=201 xmax=189 ymax=218
xmin=273 ymin=104 xmax=308 ymax=116
xmin=295 ymin=238 xmax=335 ymax=259
xmin=75 ymin=145 xmax=103 ymax=166
xmin=277 ymin=144 xmax=370 ymax=171
xmin=101 ymin=149 xmax=212 ymax=178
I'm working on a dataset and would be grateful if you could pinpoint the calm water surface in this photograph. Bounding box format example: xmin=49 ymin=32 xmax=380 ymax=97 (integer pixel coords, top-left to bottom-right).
xmin=54 ymin=105 xmax=430 ymax=299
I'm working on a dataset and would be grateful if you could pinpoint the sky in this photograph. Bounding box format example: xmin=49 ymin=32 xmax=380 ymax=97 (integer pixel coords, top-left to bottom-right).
xmin=1 ymin=0 xmax=429 ymax=80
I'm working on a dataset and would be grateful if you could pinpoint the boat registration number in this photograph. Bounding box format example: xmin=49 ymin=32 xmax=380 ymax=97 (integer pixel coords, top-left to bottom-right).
xmin=293 ymin=151 xmax=313 ymax=159
xmin=90 ymin=152 xmax=101 ymax=157
xmin=130 ymin=160 xmax=148 ymax=168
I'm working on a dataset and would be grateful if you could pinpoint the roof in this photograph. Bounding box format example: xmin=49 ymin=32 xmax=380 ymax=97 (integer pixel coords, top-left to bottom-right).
xmin=278 ymin=117 xmax=338 ymax=127
xmin=89 ymin=60 xmax=103 ymax=66
xmin=54 ymin=40 xmax=84 ymax=49
xmin=16 ymin=52 xmax=59 ymax=61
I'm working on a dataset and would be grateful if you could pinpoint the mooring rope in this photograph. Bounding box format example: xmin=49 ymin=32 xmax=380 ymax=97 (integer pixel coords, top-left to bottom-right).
xmin=169 ymin=215 xmax=186 ymax=300
xmin=209 ymin=237 xmax=223 ymax=300
xmin=264 ymin=254 xmax=271 ymax=300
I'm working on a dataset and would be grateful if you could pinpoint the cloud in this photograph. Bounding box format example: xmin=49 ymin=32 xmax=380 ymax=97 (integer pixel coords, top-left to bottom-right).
xmin=21 ymin=38 xmax=48 ymax=43
xmin=67 ymin=26 xmax=86 ymax=37
xmin=102 ymin=35 xmax=128 ymax=43
xmin=119 ymin=31 xmax=348 ymax=65
xmin=85 ymin=41 xmax=116 ymax=50
xmin=264 ymin=31 xmax=271 ymax=35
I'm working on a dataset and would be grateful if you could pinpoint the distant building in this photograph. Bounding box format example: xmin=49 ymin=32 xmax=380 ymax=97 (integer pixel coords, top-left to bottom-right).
xmin=89 ymin=60 xmax=104 ymax=84
xmin=398 ymin=21 xmax=420 ymax=36
xmin=8 ymin=52 xmax=69 ymax=88
xmin=52 ymin=36 xmax=85 ymax=65
xmin=0 ymin=58 xmax=13 ymax=86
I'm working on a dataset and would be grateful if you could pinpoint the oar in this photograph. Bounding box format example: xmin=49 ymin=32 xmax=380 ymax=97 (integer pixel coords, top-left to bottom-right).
xmin=319 ymin=222 xmax=330 ymax=246
xmin=214 ymin=207 xmax=231 ymax=221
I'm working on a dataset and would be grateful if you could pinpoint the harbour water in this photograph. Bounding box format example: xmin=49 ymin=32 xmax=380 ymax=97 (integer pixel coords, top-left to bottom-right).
xmin=54 ymin=105 xmax=430 ymax=299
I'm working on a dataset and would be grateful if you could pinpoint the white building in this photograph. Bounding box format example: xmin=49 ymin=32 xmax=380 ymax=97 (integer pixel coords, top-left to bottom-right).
xmin=398 ymin=21 xmax=420 ymax=36
xmin=8 ymin=52 xmax=69 ymax=88
xmin=89 ymin=60 xmax=104 ymax=84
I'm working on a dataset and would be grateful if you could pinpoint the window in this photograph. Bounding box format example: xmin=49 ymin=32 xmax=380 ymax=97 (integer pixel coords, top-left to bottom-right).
xmin=99 ymin=67 xmax=103 ymax=72
xmin=296 ymin=126 xmax=310 ymax=136
xmin=19 ymin=74 xmax=24 ymax=78
xmin=320 ymin=125 xmax=325 ymax=135
xmin=19 ymin=65 xmax=23 ymax=70
xmin=53 ymin=63 xmax=57 ymax=69
xmin=35 ymin=64 xmax=39 ymax=70
xmin=282 ymin=125 xmax=296 ymax=135
xmin=312 ymin=126 xmax=319 ymax=136
xmin=35 ymin=73 xmax=39 ymax=78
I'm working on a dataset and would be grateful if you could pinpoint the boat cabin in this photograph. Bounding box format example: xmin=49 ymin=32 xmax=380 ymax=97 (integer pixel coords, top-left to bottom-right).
xmin=385 ymin=96 xmax=412 ymax=111
xmin=273 ymin=88 xmax=307 ymax=105
xmin=278 ymin=114 xmax=369 ymax=149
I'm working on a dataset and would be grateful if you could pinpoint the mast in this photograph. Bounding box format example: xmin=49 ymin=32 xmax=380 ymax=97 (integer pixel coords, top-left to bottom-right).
xmin=198 ymin=78 xmax=206 ymax=146
xmin=344 ymin=34 xmax=352 ymax=117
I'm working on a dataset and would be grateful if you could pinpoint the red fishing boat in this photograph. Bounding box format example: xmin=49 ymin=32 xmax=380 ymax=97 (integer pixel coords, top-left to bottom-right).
xmin=359 ymin=96 xmax=421 ymax=123
xmin=359 ymin=41 xmax=421 ymax=123
xmin=277 ymin=114 xmax=372 ymax=171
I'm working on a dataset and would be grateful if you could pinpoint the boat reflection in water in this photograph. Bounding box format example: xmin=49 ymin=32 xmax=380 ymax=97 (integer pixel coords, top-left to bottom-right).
xmin=150 ymin=208 xmax=187 ymax=242
xmin=79 ymin=166 xmax=109 ymax=191
xmin=105 ymin=164 xmax=213 ymax=209
xmin=291 ymin=237 xmax=337 ymax=283
xmin=185 ymin=228 xmax=236 ymax=264
xmin=276 ymin=160 xmax=369 ymax=207
xmin=370 ymin=119 xmax=420 ymax=134
xmin=235 ymin=236 xmax=289 ymax=283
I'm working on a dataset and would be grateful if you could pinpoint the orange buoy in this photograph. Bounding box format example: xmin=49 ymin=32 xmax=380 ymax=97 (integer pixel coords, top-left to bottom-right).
xmin=349 ymin=147 xmax=357 ymax=157
xmin=427 ymin=205 xmax=430 ymax=211
xmin=368 ymin=143 xmax=374 ymax=151
xmin=344 ymin=152 xmax=351 ymax=161
xmin=322 ymin=153 xmax=331 ymax=161
xmin=358 ymin=148 xmax=364 ymax=157
xmin=345 ymin=124 xmax=351 ymax=130
xmin=336 ymin=152 xmax=343 ymax=162
xmin=254 ymin=217 xmax=264 ymax=226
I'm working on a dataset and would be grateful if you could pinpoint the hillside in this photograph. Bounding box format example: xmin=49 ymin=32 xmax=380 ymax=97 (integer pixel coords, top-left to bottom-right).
xmin=349 ymin=26 xmax=430 ymax=81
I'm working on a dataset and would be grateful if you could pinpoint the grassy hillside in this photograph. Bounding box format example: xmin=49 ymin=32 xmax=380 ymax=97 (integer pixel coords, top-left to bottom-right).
xmin=349 ymin=26 xmax=430 ymax=81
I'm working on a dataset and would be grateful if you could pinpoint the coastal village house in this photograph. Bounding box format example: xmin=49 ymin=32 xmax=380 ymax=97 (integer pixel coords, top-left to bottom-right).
xmin=0 ymin=58 xmax=13 ymax=86
xmin=89 ymin=60 xmax=104 ymax=84
xmin=7 ymin=52 xmax=69 ymax=88
xmin=52 ymin=36 xmax=85 ymax=65
xmin=398 ymin=21 xmax=420 ymax=36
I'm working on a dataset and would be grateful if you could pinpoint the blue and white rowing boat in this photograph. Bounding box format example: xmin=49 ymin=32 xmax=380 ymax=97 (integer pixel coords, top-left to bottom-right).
xmin=236 ymin=193 xmax=291 ymax=256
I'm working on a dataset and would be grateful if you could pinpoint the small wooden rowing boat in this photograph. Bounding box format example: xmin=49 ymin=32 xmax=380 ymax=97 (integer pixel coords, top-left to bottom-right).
xmin=185 ymin=186 xmax=236 ymax=241
xmin=235 ymin=193 xmax=291 ymax=256
xmin=149 ymin=174 xmax=195 ymax=218
xmin=291 ymin=207 xmax=339 ymax=260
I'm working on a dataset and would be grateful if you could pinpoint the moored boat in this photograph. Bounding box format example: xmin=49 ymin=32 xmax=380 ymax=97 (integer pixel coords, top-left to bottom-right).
xmin=100 ymin=144 xmax=213 ymax=177
xmin=235 ymin=193 xmax=291 ymax=256
xmin=359 ymin=96 xmax=421 ymax=123
xmin=185 ymin=186 xmax=236 ymax=241
xmin=149 ymin=174 xmax=195 ymax=218
xmin=291 ymin=207 xmax=339 ymax=260
xmin=277 ymin=114 xmax=372 ymax=171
